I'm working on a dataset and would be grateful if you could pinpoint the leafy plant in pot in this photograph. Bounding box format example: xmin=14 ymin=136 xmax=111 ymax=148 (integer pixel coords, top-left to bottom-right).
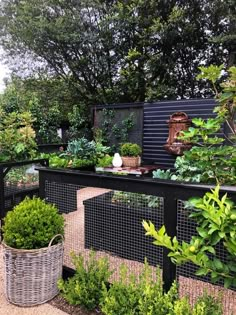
xmin=120 ymin=143 xmax=142 ymax=168
xmin=2 ymin=197 xmax=64 ymax=306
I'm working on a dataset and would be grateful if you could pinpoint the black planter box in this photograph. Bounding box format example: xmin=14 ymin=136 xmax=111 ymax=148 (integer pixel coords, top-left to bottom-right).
xmin=0 ymin=159 xmax=48 ymax=219
xmin=84 ymin=191 xmax=163 ymax=266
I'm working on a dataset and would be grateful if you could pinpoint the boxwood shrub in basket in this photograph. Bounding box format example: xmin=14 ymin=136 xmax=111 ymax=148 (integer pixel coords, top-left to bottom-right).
xmin=120 ymin=143 xmax=142 ymax=168
xmin=2 ymin=197 xmax=65 ymax=306
xmin=120 ymin=143 xmax=142 ymax=157
xmin=3 ymin=196 xmax=64 ymax=249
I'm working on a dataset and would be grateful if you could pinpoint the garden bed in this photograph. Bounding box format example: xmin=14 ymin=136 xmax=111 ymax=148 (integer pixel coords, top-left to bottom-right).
xmin=50 ymin=295 xmax=101 ymax=315
xmin=84 ymin=190 xmax=163 ymax=266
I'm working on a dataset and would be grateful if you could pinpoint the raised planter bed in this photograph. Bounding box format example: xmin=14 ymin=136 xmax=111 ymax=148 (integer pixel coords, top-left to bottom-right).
xmin=0 ymin=159 xmax=48 ymax=219
xmin=84 ymin=191 xmax=163 ymax=266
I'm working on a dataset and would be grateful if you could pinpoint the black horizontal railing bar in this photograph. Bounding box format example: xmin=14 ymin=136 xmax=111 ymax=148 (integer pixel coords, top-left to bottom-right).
xmin=4 ymin=187 xmax=39 ymax=198
xmin=37 ymin=167 xmax=236 ymax=201
xmin=0 ymin=158 xmax=49 ymax=169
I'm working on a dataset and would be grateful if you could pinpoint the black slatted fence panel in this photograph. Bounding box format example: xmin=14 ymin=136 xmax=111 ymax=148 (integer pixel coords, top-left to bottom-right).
xmin=143 ymin=99 xmax=218 ymax=168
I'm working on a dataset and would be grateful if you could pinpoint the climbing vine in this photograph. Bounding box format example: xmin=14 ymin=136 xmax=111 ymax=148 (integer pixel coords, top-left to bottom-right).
xmin=100 ymin=108 xmax=135 ymax=151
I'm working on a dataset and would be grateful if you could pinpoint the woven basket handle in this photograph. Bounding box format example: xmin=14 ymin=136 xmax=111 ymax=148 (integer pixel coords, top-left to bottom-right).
xmin=48 ymin=234 xmax=64 ymax=248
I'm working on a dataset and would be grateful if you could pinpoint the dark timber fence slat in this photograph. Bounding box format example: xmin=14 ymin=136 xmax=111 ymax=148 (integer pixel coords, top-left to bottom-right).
xmin=94 ymin=99 xmax=219 ymax=168
xmin=143 ymin=99 xmax=218 ymax=167
xmin=37 ymin=167 xmax=236 ymax=292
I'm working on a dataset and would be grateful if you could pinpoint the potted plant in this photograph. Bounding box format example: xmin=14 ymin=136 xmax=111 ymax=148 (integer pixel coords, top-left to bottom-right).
xmin=120 ymin=143 xmax=142 ymax=168
xmin=2 ymin=197 xmax=64 ymax=306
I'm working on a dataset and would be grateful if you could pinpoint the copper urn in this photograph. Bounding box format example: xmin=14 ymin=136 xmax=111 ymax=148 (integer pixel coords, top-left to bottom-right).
xmin=164 ymin=112 xmax=192 ymax=155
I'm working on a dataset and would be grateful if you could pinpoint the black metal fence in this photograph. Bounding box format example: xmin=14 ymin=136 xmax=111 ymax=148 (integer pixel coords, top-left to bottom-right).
xmin=0 ymin=159 xmax=49 ymax=219
xmin=37 ymin=166 xmax=236 ymax=314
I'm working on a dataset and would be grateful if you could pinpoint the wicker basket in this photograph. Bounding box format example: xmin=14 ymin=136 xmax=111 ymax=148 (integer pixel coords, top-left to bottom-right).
xmin=2 ymin=234 xmax=64 ymax=306
xmin=122 ymin=156 xmax=141 ymax=168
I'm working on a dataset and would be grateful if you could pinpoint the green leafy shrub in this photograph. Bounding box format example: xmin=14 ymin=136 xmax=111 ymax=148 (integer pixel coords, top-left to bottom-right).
xmin=143 ymin=185 xmax=236 ymax=288
xmin=100 ymin=264 xmax=140 ymax=315
xmin=29 ymin=95 xmax=62 ymax=144
xmin=120 ymin=143 xmax=141 ymax=157
xmin=94 ymin=142 xmax=111 ymax=159
xmin=70 ymin=158 xmax=94 ymax=169
xmin=66 ymin=138 xmax=96 ymax=159
xmin=58 ymin=251 xmax=112 ymax=310
xmin=96 ymin=155 xmax=113 ymax=167
xmin=153 ymin=169 xmax=173 ymax=180
xmin=0 ymin=110 xmax=37 ymax=161
xmin=192 ymin=293 xmax=222 ymax=315
xmin=61 ymin=138 xmax=110 ymax=166
xmin=172 ymin=65 xmax=236 ymax=185
xmin=3 ymin=197 xmax=64 ymax=249
xmin=100 ymin=261 xmax=222 ymax=315
xmin=40 ymin=152 xmax=94 ymax=169
xmin=67 ymin=104 xmax=90 ymax=141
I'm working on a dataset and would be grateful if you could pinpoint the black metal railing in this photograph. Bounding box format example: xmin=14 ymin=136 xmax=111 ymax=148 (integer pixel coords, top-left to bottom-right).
xmin=0 ymin=159 xmax=49 ymax=219
xmin=37 ymin=167 xmax=236 ymax=293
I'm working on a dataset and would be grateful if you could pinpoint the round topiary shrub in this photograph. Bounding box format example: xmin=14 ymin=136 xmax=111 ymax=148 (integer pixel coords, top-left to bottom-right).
xmin=3 ymin=197 xmax=64 ymax=249
xmin=120 ymin=143 xmax=142 ymax=157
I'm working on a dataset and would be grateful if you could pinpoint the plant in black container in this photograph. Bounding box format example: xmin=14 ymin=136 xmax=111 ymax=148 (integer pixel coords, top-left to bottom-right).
xmin=2 ymin=197 xmax=64 ymax=306
xmin=84 ymin=190 xmax=163 ymax=266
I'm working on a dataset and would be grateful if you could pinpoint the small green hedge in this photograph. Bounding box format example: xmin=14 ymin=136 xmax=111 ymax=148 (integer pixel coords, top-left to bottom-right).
xmin=3 ymin=197 xmax=64 ymax=249
xmin=120 ymin=143 xmax=141 ymax=157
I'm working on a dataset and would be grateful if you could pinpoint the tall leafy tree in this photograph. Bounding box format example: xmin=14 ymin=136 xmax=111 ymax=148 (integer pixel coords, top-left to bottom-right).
xmin=0 ymin=0 xmax=234 ymax=104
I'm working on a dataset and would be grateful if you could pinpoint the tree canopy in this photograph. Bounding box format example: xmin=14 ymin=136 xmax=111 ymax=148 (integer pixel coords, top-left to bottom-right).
xmin=0 ymin=0 xmax=235 ymax=104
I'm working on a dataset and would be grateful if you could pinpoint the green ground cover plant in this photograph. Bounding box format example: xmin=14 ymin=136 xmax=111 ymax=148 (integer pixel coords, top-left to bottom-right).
xmin=111 ymin=191 xmax=160 ymax=209
xmin=58 ymin=254 xmax=222 ymax=314
xmin=100 ymin=261 xmax=222 ymax=315
xmin=58 ymin=251 xmax=112 ymax=310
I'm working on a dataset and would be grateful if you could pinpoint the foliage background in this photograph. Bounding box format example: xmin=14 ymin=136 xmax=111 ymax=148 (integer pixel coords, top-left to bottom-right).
xmin=0 ymin=0 xmax=235 ymax=140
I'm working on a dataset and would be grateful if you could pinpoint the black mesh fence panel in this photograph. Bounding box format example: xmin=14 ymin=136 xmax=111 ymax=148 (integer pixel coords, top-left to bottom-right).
xmin=44 ymin=181 xmax=164 ymax=280
xmin=41 ymin=174 xmax=236 ymax=314
xmin=45 ymin=181 xmax=80 ymax=214
xmin=177 ymin=200 xmax=236 ymax=315
xmin=4 ymin=163 xmax=40 ymax=211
